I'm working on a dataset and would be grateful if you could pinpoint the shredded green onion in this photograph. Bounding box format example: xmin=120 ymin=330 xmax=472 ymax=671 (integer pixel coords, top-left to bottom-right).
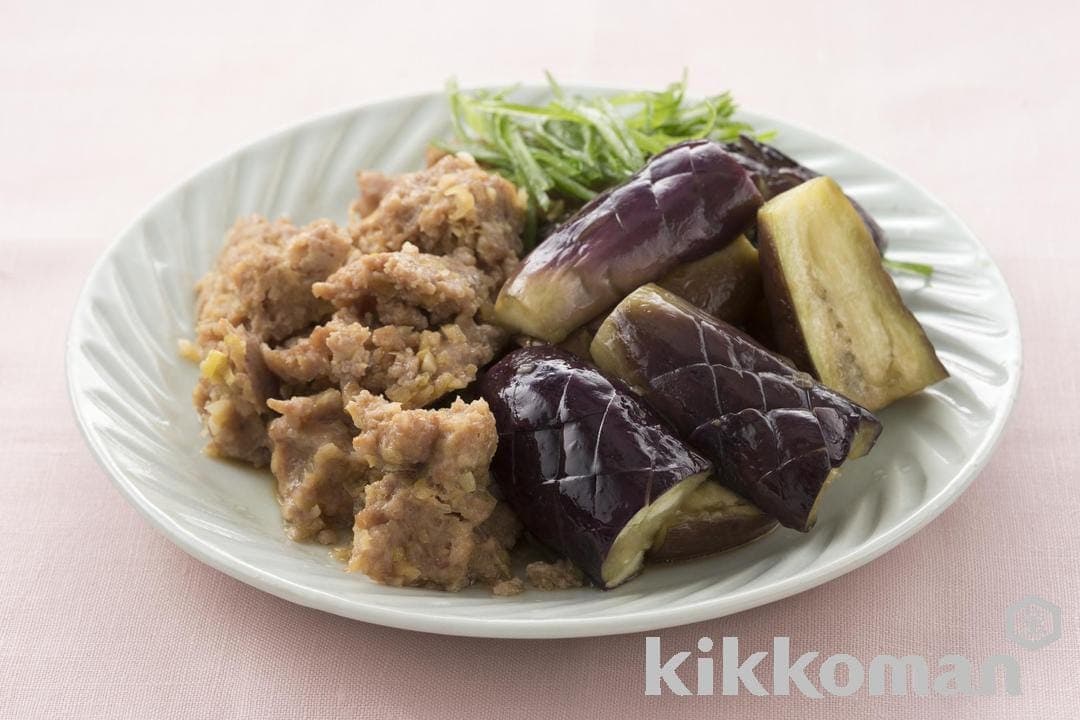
xmin=439 ymin=73 xmax=768 ymax=247
xmin=441 ymin=73 xmax=933 ymax=279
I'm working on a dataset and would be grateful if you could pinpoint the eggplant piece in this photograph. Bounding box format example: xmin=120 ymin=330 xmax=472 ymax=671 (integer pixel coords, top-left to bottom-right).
xmin=757 ymin=177 xmax=948 ymax=411
xmin=590 ymin=284 xmax=881 ymax=531
xmin=657 ymin=234 xmax=762 ymax=327
xmin=649 ymin=481 xmax=777 ymax=562
xmin=552 ymin=313 xmax=609 ymax=361
xmin=479 ymin=346 xmax=711 ymax=588
xmin=725 ymin=135 xmax=887 ymax=253
xmin=556 ymin=325 xmax=597 ymax=361
xmin=494 ymin=140 xmax=762 ymax=343
xmin=745 ymin=297 xmax=779 ymax=351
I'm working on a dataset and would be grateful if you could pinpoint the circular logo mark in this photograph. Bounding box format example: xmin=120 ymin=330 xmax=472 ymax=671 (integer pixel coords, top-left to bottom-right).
xmin=1005 ymin=596 xmax=1061 ymax=651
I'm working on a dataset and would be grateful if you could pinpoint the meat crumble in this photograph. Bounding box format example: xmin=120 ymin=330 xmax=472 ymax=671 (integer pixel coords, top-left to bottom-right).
xmin=525 ymin=559 xmax=586 ymax=591
xmin=259 ymin=242 xmax=507 ymax=410
xmin=189 ymin=153 xmax=527 ymax=592
xmin=193 ymin=320 xmax=278 ymax=467
xmin=266 ymin=389 xmax=367 ymax=543
xmin=195 ymin=217 xmax=352 ymax=346
xmin=346 ymin=391 xmax=518 ymax=590
xmin=349 ymin=153 xmax=525 ymax=291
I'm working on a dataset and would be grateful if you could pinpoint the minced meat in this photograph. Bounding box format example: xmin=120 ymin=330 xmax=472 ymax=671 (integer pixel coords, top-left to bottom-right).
xmin=191 ymin=155 xmax=527 ymax=593
xmin=526 ymin=559 xmax=585 ymax=590
xmin=491 ymin=578 xmax=526 ymax=597
xmin=263 ymin=242 xmax=508 ymax=408
xmin=266 ymin=389 xmax=368 ymax=543
xmin=259 ymin=310 xmax=371 ymax=394
xmin=192 ymin=320 xmax=278 ymax=467
xmin=345 ymin=391 xmax=519 ymax=590
xmin=363 ymin=320 xmax=504 ymax=408
xmin=262 ymin=313 xmax=503 ymax=410
xmin=314 ymin=242 xmax=489 ymax=327
xmin=195 ymin=216 xmax=351 ymax=345
xmin=349 ymin=153 xmax=525 ymax=290
xmin=350 ymin=170 xmax=398 ymax=220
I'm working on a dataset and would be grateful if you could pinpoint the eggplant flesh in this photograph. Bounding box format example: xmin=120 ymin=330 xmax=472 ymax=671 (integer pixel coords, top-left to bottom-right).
xmin=590 ymin=284 xmax=881 ymax=531
xmin=657 ymin=234 xmax=762 ymax=327
xmin=725 ymin=135 xmax=887 ymax=253
xmin=479 ymin=345 xmax=711 ymax=588
xmin=649 ymin=481 xmax=777 ymax=561
xmin=757 ymin=177 xmax=948 ymax=411
xmin=495 ymin=140 xmax=762 ymax=343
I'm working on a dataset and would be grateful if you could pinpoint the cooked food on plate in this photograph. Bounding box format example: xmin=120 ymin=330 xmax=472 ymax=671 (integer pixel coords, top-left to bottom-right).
xmin=481 ymin=346 xmax=712 ymax=588
xmin=591 ymin=284 xmax=881 ymax=530
xmin=756 ymin=177 xmax=948 ymax=410
xmin=656 ymin=234 xmax=762 ymax=327
xmin=185 ymin=75 xmax=948 ymax=593
xmin=493 ymin=139 xmax=762 ymax=342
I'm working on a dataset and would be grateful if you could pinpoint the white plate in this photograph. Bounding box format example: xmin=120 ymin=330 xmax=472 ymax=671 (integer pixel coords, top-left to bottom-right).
xmin=67 ymin=89 xmax=1021 ymax=639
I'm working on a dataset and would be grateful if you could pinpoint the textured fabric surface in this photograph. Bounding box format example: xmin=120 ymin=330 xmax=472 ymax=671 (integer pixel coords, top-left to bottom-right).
xmin=2 ymin=1 xmax=1078 ymax=717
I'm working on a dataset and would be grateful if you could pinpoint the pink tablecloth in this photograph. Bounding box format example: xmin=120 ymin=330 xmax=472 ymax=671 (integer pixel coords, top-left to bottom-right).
xmin=2 ymin=1 xmax=1078 ymax=718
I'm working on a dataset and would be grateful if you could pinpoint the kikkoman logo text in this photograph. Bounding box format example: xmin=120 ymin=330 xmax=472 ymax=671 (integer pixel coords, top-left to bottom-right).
xmin=645 ymin=637 xmax=1019 ymax=697
xmin=644 ymin=597 xmax=1061 ymax=698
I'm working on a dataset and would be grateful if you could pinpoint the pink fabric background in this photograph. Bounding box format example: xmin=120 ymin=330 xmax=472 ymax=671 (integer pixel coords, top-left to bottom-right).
xmin=2 ymin=1 xmax=1078 ymax=717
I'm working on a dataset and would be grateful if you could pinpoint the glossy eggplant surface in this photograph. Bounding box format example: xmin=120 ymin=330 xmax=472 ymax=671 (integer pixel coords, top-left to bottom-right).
xmin=657 ymin=234 xmax=762 ymax=327
xmin=494 ymin=140 xmax=762 ymax=342
xmin=591 ymin=284 xmax=881 ymax=531
xmin=480 ymin=345 xmax=711 ymax=587
xmin=726 ymin=135 xmax=887 ymax=253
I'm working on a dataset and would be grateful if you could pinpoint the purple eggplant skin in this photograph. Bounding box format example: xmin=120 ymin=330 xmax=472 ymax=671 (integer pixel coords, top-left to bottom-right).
xmin=725 ymin=135 xmax=887 ymax=253
xmin=479 ymin=345 xmax=712 ymax=588
xmin=590 ymin=285 xmax=882 ymax=531
xmin=494 ymin=140 xmax=763 ymax=343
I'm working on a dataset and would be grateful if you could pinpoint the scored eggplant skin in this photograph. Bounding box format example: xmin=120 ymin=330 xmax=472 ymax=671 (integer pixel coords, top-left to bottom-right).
xmin=725 ymin=135 xmax=887 ymax=253
xmin=479 ymin=345 xmax=712 ymax=588
xmin=657 ymin=235 xmax=762 ymax=327
xmin=757 ymin=177 xmax=948 ymax=411
xmin=591 ymin=284 xmax=881 ymax=531
xmin=494 ymin=140 xmax=762 ymax=343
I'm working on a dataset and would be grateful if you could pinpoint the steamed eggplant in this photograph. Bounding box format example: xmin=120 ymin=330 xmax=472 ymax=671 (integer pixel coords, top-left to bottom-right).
xmin=726 ymin=135 xmax=887 ymax=253
xmin=649 ymin=481 xmax=777 ymax=561
xmin=591 ymin=284 xmax=881 ymax=531
xmin=494 ymin=140 xmax=762 ymax=343
xmin=757 ymin=177 xmax=948 ymax=411
xmin=480 ymin=346 xmax=711 ymax=588
xmin=657 ymin=234 xmax=762 ymax=327
xmin=745 ymin=298 xmax=779 ymax=351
